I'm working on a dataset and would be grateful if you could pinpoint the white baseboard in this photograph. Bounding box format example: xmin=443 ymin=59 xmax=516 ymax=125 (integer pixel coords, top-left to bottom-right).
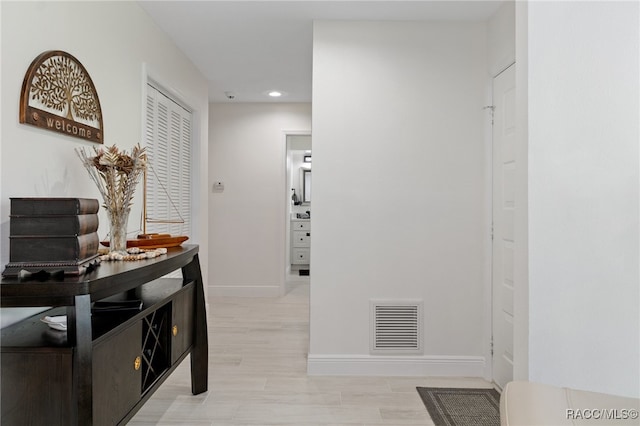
xmin=208 ymin=285 xmax=281 ymax=297
xmin=307 ymin=354 xmax=486 ymax=377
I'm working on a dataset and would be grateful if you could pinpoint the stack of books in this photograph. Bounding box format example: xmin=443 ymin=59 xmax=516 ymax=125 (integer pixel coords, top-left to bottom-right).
xmin=2 ymin=198 xmax=101 ymax=276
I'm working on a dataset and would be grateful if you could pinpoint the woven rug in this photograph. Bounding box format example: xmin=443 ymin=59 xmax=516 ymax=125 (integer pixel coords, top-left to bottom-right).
xmin=416 ymin=387 xmax=501 ymax=426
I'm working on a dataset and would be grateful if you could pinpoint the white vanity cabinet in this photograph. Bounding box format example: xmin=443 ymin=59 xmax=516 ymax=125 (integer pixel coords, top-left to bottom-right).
xmin=291 ymin=219 xmax=310 ymax=266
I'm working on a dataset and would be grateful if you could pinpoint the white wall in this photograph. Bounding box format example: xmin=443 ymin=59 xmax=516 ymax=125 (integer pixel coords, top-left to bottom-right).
xmin=524 ymin=1 xmax=639 ymax=398
xmin=0 ymin=1 xmax=209 ymax=326
xmin=487 ymin=0 xmax=515 ymax=77
xmin=513 ymin=0 xmax=530 ymax=383
xmin=310 ymin=21 xmax=488 ymax=376
xmin=208 ymin=103 xmax=311 ymax=296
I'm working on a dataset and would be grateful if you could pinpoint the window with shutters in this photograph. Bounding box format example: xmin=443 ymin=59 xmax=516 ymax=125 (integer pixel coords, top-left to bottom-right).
xmin=144 ymin=83 xmax=192 ymax=237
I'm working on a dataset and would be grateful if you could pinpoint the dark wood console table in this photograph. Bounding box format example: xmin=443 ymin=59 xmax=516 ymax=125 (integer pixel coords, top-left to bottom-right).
xmin=1 ymin=244 xmax=208 ymax=425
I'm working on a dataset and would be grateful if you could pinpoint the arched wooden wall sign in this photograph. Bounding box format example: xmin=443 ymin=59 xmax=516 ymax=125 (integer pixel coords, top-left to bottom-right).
xmin=20 ymin=50 xmax=103 ymax=143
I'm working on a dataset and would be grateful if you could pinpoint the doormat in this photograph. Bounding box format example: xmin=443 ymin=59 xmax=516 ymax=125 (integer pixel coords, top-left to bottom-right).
xmin=416 ymin=387 xmax=501 ymax=426
xmin=299 ymin=269 xmax=309 ymax=276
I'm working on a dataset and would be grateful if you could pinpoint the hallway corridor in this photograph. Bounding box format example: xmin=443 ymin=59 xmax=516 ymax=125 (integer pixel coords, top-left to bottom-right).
xmin=130 ymin=282 xmax=491 ymax=425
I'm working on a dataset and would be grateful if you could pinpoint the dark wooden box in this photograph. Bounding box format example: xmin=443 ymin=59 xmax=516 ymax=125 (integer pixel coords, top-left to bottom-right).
xmin=3 ymin=198 xmax=101 ymax=276
xmin=10 ymin=214 xmax=99 ymax=236
xmin=10 ymin=197 xmax=99 ymax=216
xmin=9 ymin=233 xmax=99 ymax=262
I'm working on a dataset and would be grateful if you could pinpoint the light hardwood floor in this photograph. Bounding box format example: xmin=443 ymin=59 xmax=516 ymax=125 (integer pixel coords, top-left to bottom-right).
xmin=129 ymin=278 xmax=493 ymax=425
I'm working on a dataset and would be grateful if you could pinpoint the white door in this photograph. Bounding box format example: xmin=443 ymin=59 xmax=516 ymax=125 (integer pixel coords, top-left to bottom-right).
xmin=492 ymin=63 xmax=516 ymax=390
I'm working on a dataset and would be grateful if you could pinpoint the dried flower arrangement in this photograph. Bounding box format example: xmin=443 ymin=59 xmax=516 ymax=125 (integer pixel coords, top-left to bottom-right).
xmin=76 ymin=144 xmax=146 ymax=253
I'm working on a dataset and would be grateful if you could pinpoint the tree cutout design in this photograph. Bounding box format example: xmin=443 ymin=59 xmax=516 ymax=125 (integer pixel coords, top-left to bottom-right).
xmin=20 ymin=50 xmax=103 ymax=143
xmin=31 ymin=56 xmax=101 ymax=122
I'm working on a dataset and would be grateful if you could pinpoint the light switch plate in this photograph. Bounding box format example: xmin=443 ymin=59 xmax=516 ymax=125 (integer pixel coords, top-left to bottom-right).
xmin=213 ymin=181 xmax=224 ymax=192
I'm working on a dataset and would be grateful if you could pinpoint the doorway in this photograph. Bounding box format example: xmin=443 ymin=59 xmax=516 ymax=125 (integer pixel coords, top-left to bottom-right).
xmin=491 ymin=63 xmax=516 ymax=390
xmin=284 ymin=133 xmax=312 ymax=293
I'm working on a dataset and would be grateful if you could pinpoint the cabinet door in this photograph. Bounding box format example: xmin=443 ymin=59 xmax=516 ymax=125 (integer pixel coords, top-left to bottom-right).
xmin=293 ymin=230 xmax=311 ymax=247
xmin=171 ymin=284 xmax=194 ymax=363
xmin=292 ymin=248 xmax=310 ymax=264
xmin=292 ymin=220 xmax=310 ymax=231
xmin=1 ymin=351 xmax=73 ymax=425
xmin=93 ymin=321 xmax=142 ymax=426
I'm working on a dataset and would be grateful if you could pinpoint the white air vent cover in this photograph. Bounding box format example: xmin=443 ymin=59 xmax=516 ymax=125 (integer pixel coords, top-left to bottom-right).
xmin=370 ymin=300 xmax=423 ymax=354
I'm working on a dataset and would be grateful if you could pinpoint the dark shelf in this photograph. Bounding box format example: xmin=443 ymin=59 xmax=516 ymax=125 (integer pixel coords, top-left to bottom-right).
xmin=141 ymin=306 xmax=170 ymax=392
xmin=0 ymin=245 xmax=208 ymax=426
xmin=0 ymin=278 xmax=194 ymax=348
xmin=1 ymin=245 xmax=200 ymax=306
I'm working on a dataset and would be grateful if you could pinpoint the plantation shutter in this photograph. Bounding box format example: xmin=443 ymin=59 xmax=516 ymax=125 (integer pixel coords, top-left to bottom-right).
xmin=144 ymin=84 xmax=192 ymax=236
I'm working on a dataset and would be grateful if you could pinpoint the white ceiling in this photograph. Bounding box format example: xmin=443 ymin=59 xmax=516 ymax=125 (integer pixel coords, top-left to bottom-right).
xmin=139 ymin=1 xmax=504 ymax=103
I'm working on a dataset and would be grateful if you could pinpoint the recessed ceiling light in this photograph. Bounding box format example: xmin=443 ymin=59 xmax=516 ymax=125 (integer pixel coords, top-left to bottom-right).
xmin=268 ymin=91 xmax=282 ymax=97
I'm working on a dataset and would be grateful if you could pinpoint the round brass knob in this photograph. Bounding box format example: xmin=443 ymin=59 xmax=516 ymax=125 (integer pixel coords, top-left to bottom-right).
xmin=172 ymin=325 xmax=178 ymax=336
xmin=134 ymin=356 xmax=141 ymax=371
